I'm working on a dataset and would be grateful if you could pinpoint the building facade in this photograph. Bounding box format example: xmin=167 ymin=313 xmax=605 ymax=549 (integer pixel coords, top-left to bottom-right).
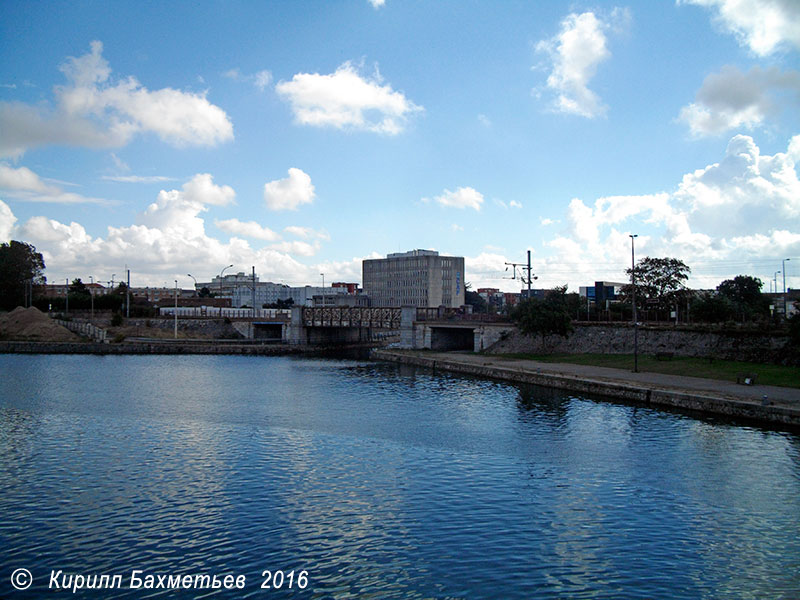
xmin=362 ymin=249 xmax=465 ymax=308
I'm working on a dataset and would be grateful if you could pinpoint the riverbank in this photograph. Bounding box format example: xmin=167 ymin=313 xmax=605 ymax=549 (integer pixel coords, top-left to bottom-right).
xmin=0 ymin=340 xmax=375 ymax=356
xmin=372 ymin=349 xmax=800 ymax=428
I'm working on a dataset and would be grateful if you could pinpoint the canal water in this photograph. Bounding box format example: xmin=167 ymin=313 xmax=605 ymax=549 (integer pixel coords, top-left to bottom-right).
xmin=1 ymin=354 xmax=798 ymax=599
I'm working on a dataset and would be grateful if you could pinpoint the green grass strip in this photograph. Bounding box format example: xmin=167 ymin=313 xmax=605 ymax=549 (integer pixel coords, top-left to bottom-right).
xmin=495 ymin=353 xmax=800 ymax=389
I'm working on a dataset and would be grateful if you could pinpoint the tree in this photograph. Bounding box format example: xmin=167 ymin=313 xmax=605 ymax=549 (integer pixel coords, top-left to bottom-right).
xmin=464 ymin=283 xmax=487 ymax=313
xmin=717 ymin=275 xmax=769 ymax=322
xmin=621 ymin=257 xmax=690 ymax=317
xmin=511 ymin=285 xmax=573 ymax=347
xmin=690 ymin=291 xmax=736 ymax=323
xmin=0 ymin=241 xmax=46 ymax=311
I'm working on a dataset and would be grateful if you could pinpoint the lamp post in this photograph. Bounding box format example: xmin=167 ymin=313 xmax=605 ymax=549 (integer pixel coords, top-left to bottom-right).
xmin=65 ymin=278 xmax=69 ymax=316
xmin=320 ymin=273 xmax=325 ymax=301
xmin=783 ymin=258 xmax=791 ymax=317
xmin=630 ymin=234 xmax=638 ymax=373
xmin=187 ymin=274 xmax=197 ymax=297
xmin=774 ymin=271 xmax=781 ymax=295
xmin=89 ymin=275 xmax=95 ymax=323
xmin=174 ymin=279 xmax=178 ymax=339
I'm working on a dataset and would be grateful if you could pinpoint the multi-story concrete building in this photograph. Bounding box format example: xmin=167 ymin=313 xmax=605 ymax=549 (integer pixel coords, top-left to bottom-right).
xmin=362 ymin=249 xmax=465 ymax=308
xmin=232 ymin=282 xmax=290 ymax=308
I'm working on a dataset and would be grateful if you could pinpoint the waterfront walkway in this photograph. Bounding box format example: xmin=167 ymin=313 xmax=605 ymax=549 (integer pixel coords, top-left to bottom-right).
xmin=373 ymin=350 xmax=800 ymax=427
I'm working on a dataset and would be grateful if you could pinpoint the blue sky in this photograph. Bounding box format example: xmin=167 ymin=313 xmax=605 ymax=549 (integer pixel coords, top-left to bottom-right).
xmin=1 ymin=0 xmax=799 ymax=293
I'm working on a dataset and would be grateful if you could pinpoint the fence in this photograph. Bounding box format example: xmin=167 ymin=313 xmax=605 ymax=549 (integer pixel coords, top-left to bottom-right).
xmin=158 ymin=306 xmax=291 ymax=319
xmin=55 ymin=319 xmax=107 ymax=342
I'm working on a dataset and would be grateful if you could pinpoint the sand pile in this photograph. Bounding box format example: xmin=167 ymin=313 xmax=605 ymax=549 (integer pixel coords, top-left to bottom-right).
xmin=0 ymin=306 xmax=80 ymax=341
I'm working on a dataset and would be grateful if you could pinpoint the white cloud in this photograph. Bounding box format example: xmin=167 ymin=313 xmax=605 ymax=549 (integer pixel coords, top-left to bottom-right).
xmin=425 ymin=186 xmax=484 ymax=211
xmin=215 ymin=218 xmax=280 ymax=241
xmin=368 ymin=0 xmax=385 ymax=8
xmin=0 ymin=199 xmax=17 ymax=241
xmin=680 ymin=0 xmax=800 ymax=55
xmin=451 ymin=224 xmax=464 ymax=232
xmin=679 ymin=65 xmax=800 ymax=136
xmin=535 ymin=11 xmax=621 ymax=118
xmin=7 ymin=174 xmax=349 ymax=286
xmin=509 ymin=200 xmax=523 ymax=209
xmin=102 ymin=175 xmax=175 ymax=183
xmin=264 ymin=168 xmax=315 ymax=211
xmin=276 ymin=61 xmax=423 ymax=134
xmin=284 ymin=225 xmax=330 ymax=240
xmin=0 ymin=41 xmax=233 ymax=158
xmin=0 ymin=163 xmax=107 ymax=204
xmin=541 ymin=218 xmax=556 ymax=226
xmin=224 ymin=68 xmax=272 ymax=91
xmin=268 ymin=240 xmax=320 ymax=257
xmin=540 ymin=134 xmax=800 ymax=289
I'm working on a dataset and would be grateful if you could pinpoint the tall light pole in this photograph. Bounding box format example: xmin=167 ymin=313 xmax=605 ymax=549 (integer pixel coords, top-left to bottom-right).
xmin=219 ymin=264 xmax=233 ymax=296
xmin=187 ymin=274 xmax=197 ymax=296
xmin=89 ymin=275 xmax=95 ymax=323
xmin=174 ymin=279 xmax=178 ymax=339
xmin=630 ymin=234 xmax=638 ymax=373
xmin=783 ymin=258 xmax=791 ymax=317
xmin=774 ymin=271 xmax=781 ymax=295
xmin=65 ymin=278 xmax=69 ymax=316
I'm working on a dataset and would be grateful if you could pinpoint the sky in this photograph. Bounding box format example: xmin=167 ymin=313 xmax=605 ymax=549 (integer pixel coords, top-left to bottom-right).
xmin=1 ymin=0 xmax=799 ymax=294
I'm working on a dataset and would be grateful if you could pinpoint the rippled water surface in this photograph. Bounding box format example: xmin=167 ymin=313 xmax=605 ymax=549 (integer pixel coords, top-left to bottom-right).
xmin=1 ymin=354 xmax=799 ymax=599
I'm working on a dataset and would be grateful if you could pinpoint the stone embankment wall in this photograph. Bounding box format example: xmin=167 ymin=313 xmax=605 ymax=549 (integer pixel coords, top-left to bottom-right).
xmin=67 ymin=316 xmax=243 ymax=339
xmin=487 ymin=323 xmax=793 ymax=364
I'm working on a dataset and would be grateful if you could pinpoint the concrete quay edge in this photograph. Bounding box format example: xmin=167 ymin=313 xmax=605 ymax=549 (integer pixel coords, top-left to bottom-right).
xmin=371 ymin=349 xmax=800 ymax=428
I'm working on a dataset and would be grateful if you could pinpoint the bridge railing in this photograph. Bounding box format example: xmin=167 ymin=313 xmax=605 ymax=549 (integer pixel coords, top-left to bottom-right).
xmin=302 ymin=306 xmax=402 ymax=329
xmin=159 ymin=306 xmax=291 ymax=319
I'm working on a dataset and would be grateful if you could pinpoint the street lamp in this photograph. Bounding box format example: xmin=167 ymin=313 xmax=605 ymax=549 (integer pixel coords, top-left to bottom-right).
xmin=187 ymin=274 xmax=197 ymax=297
xmin=774 ymin=271 xmax=781 ymax=295
xmin=783 ymin=258 xmax=791 ymax=317
xmin=174 ymin=279 xmax=178 ymax=339
xmin=630 ymin=234 xmax=639 ymax=373
xmin=89 ymin=275 xmax=95 ymax=323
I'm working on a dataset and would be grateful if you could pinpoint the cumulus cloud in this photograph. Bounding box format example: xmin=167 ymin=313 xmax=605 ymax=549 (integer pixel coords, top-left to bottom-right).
xmin=276 ymin=61 xmax=423 ymax=134
xmin=680 ymin=0 xmax=800 ymax=55
xmin=539 ymin=134 xmax=800 ymax=289
xmin=0 ymin=41 xmax=233 ymax=158
xmin=215 ymin=218 xmax=280 ymax=241
xmin=0 ymin=163 xmax=107 ymax=204
xmin=368 ymin=0 xmax=385 ymax=8
xmin=7 ymin=174 xmax=352 ymax=286
xmin=679 ymin=65 xmax=800 ymax=136
xmin=536 ymin=10 xmax=625 ymax=118
xmin=264 ymin=168 xmax=315 ymax=211
xmin=425 ymin=186 xmax=484 ymax=211
xmin=284 ymin=226 xmax=330 ymax=240
xmin=0 ymin=199 xmax=17 ymax=241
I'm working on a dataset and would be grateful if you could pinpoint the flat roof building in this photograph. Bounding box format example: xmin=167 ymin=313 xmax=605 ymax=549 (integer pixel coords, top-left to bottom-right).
xmin=362 ymin=249 xmax=465 ymax=308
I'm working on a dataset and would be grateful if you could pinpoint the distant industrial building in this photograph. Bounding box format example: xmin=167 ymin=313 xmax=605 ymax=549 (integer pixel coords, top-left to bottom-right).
xmin=579 ymin=281 xmax=626 ymax=307
xmin=363 ymin=249 xmax=465 ymax=307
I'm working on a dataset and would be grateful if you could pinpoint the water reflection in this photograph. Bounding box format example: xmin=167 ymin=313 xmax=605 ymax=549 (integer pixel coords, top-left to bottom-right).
xmin=0 ymin=354 xmax=798 ymax=599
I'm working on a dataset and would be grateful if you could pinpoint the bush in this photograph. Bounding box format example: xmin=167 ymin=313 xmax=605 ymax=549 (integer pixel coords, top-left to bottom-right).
xmin=111 ymin=312 xmax=123 ymax=327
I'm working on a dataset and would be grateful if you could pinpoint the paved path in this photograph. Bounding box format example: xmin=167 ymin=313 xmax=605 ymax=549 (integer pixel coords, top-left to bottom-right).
xmin=416 ymin=351 xmax=800 ymax=409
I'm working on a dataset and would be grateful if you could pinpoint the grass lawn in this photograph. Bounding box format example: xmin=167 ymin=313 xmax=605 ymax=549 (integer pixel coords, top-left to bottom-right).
xmin=496 ymin=353 xmax=800 ymax=389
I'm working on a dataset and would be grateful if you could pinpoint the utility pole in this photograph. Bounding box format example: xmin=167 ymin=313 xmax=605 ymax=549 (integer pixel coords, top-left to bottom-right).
xmin=783 ymin=258 xmax=791 ymax=317
xmin=505 ymin=250 xmax=537 ymax=300
xmin=126 ymin=268 xmax=130 ymax=319
xmin=65 ymin=278 xmax=69 ymax=315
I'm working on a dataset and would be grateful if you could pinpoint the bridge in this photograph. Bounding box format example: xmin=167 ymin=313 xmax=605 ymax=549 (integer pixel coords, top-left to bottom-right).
xmin=289 ymin=306 xmax=512 ymax=351
xmin=161 ymin=304 xmax=513 ymax=350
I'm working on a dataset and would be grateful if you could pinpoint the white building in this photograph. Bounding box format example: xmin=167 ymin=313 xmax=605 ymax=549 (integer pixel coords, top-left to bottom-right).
xmin=362 ymin=249 xmax=465 ymax=307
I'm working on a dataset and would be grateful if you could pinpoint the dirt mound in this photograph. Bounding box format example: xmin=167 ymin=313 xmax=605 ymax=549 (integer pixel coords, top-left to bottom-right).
xmin=0 ymin=306 xmax=80 ymax=341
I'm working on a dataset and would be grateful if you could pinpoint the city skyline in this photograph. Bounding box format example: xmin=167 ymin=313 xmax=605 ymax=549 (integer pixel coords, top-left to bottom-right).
xmin=1 ymin=1 xmax=799 ymax=293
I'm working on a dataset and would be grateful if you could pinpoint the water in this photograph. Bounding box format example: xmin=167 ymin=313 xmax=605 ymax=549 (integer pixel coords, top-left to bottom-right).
xmin=1 ymin=354 xmax=799 ymax=599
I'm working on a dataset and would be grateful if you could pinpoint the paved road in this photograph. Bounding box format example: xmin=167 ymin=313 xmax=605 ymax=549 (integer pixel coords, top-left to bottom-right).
xmin=419 ymin=351 xmax=800 ymax=409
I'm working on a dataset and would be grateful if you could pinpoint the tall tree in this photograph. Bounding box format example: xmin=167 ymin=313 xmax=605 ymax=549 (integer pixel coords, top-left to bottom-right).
xmin=717 ymin=275 xmax=769 ymax=322
xmin=511 ymin=285 xmax=573 ymax=347
xmin=0 ymin=241 xmax=46 ymax=311
xmin=621 ymin=257 xmax=690 ymax=315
